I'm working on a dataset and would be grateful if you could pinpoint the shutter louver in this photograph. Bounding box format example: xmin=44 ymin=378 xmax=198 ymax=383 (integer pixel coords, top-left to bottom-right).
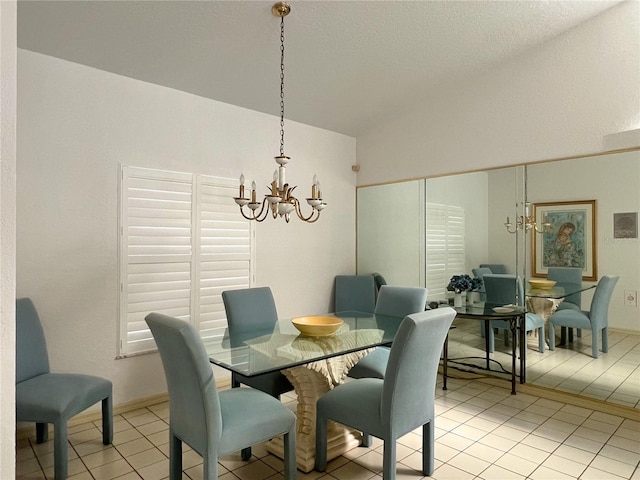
xmin=426 ymin=203 xmax=465 ymax=299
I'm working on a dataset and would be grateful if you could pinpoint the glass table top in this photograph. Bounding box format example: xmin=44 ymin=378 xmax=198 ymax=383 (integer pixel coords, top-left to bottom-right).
xmin=526 ymin=283 xmax=595 ymax=299
xmin=204 ymin=311 xmax=404 ymax=377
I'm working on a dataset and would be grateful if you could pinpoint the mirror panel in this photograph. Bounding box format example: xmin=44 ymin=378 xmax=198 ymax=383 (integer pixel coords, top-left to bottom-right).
xmin=357 ymin=149 xmax=640 ymax=408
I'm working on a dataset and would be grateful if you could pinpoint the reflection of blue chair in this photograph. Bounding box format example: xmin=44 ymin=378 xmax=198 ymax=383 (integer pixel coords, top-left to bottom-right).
xmin=480 ymin=263 xmax=508 ymax=274
xmin=549 ymin=275 xmax=619 ymax=358
xmin=547 ymin=267 xmax=583 ymax=342
xmin=347 ymin=285 xmax=429 ymax=380
xmin=335 ymin=275 xmax=376 ymax=314
xmin=316 ymin=308 xmax=456 ymax=480
xmin=16 ymin=298 xmax=113 ymax=480
xmin=222 ymin=287 xmax=293 ymax=460
xmin=146 ymin=313 xmax=297 ymax=480
xmin=484 ymin=275 xmax=545 ymax=353
xmin=472 ymin=267 xmax=492 ymax=301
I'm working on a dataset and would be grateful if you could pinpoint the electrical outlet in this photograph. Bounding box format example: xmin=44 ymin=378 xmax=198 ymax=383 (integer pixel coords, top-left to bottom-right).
xmin=624 ymin=290 xmax=637 ymax=307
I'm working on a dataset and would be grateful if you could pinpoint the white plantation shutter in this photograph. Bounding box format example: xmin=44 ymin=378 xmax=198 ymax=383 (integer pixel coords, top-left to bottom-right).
xmin=119 ymin=166 xmax=253 ymax=356
xmin=426 ymin=203 xmax=465 ymax=299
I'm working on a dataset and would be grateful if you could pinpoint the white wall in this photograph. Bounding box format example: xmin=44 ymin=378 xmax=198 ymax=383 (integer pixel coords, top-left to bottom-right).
xmin=0 ymin=2 xmax=17 ymax=477
xmin=17 ymin=50 xmax=356 ymax=406
xmin=356 ymin=1 xmax=640 ymax=185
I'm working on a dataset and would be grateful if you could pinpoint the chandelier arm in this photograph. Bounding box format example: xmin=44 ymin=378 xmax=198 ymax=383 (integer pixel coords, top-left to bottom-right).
xmin=238 ymin=198 xmax=270 ymax=222
xmin=293 ymin=198 xmax=321 ymax=223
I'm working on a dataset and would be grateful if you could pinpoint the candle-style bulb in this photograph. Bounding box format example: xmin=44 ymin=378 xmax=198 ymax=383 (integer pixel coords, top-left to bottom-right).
xmin=240 ymin=174 xmax=245 ymax=186
xmin=313 ymin=174 xmax=318 ymax=185
xmin=251 ymin=181 xmax=256 ymax=191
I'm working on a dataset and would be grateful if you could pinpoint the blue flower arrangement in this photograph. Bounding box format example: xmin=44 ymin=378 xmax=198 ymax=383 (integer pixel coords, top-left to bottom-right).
xmin=447 ymin=274 xmax=482 ymax=293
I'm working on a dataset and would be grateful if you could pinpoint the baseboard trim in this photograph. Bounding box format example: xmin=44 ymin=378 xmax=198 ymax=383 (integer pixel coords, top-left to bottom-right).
xmin=477 ymin=377 xmax=640 ymax=421
xmin=16 ymin=377 xmax=231 ymax=440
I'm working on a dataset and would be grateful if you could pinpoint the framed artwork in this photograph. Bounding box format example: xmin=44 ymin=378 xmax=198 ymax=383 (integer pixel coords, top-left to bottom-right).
xmin=532 ymin=200 xmax=597 ymax=281
xmin=613 ymin=212 xmax=638 ymax=239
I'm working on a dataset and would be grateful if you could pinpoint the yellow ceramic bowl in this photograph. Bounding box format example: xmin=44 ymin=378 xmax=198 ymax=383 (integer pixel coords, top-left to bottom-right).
xmin=291 ymin=316 xmax=344 ymax=336
xmin=528 ymin=279 xmax=557 ymax=290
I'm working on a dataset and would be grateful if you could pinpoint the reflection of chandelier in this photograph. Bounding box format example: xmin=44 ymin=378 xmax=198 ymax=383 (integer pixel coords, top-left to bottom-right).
xmin=233 ymin=2 xmax=326 ymax=223
xmin=504 ymin=202 xmax=551 ymax=234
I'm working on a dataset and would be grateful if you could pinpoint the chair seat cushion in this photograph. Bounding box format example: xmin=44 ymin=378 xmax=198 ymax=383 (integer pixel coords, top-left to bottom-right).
xmin=16 ymin=373 xmax=112 ymax=422
xmin=317 ymin=378 xmax=384 ymax=438
xmin=550 ymin=310 xmax=591 ymax=329
xmin=556 ymin=302 xmax=581 ymax=312
xmin=218 ymin=387 xmax=295 ymax=456
xmin=347 ymin=347 xmax=390 ymax=380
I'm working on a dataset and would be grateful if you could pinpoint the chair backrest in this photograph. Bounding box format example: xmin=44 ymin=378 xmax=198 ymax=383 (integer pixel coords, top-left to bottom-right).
xmin=16 ymin=298 xmax=50 ymax=384
xmin=145 ymin=313 xmax=222 ymax=455
xmin=372 ymin=273 xmax=387 ymax=291
xmin=547 ymin=267 xmax=582 ymax=307
xmin=472 ymin=267 xmax=492 ymax=280
xmin=589 ymin=275 xmax=619 ymax=329
xmin=222 ymin=287 xmax=278 ymax=334
xmin=334 ymin=275 xmax=377 ymax=313
xmin=382 ymin=307 xmax=456 ymax=434
xmin=483 ymin=274 xmax=524 ymax=306
xmin=374 ymin=285 xmax=428 ymax=318
xmin=480 ymin=264 xmax=508 ymax=274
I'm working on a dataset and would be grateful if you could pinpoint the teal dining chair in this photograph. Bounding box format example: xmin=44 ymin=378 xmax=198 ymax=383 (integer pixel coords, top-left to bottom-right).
xmin=315 ymin=307 xmax=456 ymax=480
xmin=145 ymin=313 xmax=296 ymax=480
xmin=16 ymin=298 xmax=113 ymax=480
xmin=483 ymin=274 xmax=545 ymax=353
xmin=547 ymin=267 xmax=583 ymax=343
xmin=480 ymin=263 xmax=508 ymax=274
xmin=347 ymin=285 xmax=429 ymax=380
xmin=221 ymin=287 xmax=293 ymax=460
xmin=334 ymin=275 xmax=377 ymax=314
xmin=548 ymin=275 xmax=619 ymax=358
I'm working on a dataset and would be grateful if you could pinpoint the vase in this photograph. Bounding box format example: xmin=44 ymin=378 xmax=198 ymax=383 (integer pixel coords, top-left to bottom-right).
xmin=453 ymin=293 xmax=464 ymax=307
xmin=467 ymin=291 xmax=480 ymax=305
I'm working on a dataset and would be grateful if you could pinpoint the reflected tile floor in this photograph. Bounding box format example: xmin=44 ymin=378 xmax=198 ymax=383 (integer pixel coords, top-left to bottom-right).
xmin=447 ymin=318 xmax=640 ymax=409
xmin=16 ymin=375 xmax=640 ymax=480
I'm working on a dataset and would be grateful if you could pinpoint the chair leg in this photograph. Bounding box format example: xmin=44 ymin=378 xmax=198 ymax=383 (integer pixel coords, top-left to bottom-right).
xmin=314 ymin=413 xmax=328 ymax=472
xmin=422 ymin=421 xmax=434 ymax=476
xmin=592 ymin=329 xmax=600 ymax=358
xmin=577 ymin=328 xmax=582 ymax=338
xmin=202 ymin=453 xmax=218 ymax=480
xmin=102 ymin=396 xmax=113 ymax=445
xmin=383 ymin=438 xmax=397 ymax=480
xmin=568 ymin=328 xmax=574 ymax=343
xmin=36 ymin=422 xmax=48 ymax=443
xmin=53 ymin=420 xmax=68 ymax=480
xmin=169 ymin=431 xmax=182 ymax=480
xmin=283 ymin=426 xmax=296 ymax=480
xmin=537 ymin=327 xmax=545 ymax=353
xmin=361 ymin=433 xmax=372 ymax=447
xmin=548 ymin=323 xmax=556 ymax=351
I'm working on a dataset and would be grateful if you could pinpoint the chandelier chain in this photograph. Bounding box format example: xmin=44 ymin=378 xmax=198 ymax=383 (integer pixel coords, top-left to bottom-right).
xmin=279 ymin=15 xmax=286 ymax=157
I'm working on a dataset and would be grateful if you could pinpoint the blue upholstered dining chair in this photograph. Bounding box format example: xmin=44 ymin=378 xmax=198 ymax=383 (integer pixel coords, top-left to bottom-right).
xmin=371 ymin=272 xmax=388 ymax=292
xmin=347 ymin=285 xmax=429 ymax=380
xmin=483 ymin=274 xmax=545 ymax=353
xmin=145 ymin=313 xmax=296 ymax=480
xmin=548 ymin=275 xmax=619 ymax=358
xmin=334 ymin=275 xmax=377 ymax=314
xmin=16 ymin=298 xmax=113 ymax=480
xmin=480 ymin=263 xmax=508 ymax=274
xmin=547 ymin=267 xmax=583 ymax=342
xmin=221 ymin=287 xmax=293 ymax=460
xmin=315 ymin=307 xmax=457 ymax=480
xmin=472 ymin=267 xmax=492 ymax=302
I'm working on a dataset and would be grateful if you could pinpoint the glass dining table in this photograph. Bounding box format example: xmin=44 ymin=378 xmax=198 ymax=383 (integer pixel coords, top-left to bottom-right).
xmin=203 ymin=310 xmax=404 ymax=472
xmin=446 ymin=283 xmax=596 ymax=395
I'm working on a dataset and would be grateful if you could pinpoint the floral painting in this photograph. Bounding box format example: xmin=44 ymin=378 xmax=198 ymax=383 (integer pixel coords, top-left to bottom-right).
xmin=532 ymin=200 xmax=596 ymax=281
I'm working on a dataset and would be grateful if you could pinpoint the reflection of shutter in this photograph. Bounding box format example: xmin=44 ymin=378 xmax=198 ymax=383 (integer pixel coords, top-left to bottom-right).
xmin=119 ymin=166 xmax=253 ymax=356
xmin=426 ymin=203 xmax=465 ymax=299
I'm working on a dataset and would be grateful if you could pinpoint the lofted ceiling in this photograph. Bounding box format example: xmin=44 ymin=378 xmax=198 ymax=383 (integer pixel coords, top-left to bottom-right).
xmin=17 ymin=1 xmax=621 ymax=137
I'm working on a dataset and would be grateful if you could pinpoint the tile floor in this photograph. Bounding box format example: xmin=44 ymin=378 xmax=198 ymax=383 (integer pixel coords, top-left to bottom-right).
xmin=16 ymin=373 xmax=640 ymax=480
xmin=447 ymin=318 xmax=640 ymax=409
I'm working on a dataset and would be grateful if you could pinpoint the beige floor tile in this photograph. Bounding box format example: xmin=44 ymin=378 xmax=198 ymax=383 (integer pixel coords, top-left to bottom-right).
xmin=89 ymin=458 xmax=135 ymax=480
xmin=126 ymin=447 xmax=166 ymax=470
xmin=115 ymin=437 xmax=155 ymax=457
xmin=233 ymin=460 xmax=279 ymax=480
xmin=135 ymin=458 xmax=170 ymax=480
xmin=447 ymin=451 xmax=491 ymax=476
xmin=477 ymin=464 xmax=525 ymax=480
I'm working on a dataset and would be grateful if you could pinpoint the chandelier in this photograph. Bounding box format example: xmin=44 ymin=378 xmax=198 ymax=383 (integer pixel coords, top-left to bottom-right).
xmin=234 ymin=2 xmax=326 ymax=223
xmin=504 ymin=202 xmax=551 ymax=234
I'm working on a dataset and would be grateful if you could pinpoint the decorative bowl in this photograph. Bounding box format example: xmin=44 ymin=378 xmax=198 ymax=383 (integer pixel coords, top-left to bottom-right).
xmin=528 ymin=279 xmax=557 ymax=290
xmin=492 ymin=306 xmax=517 ymax=314
xmin=291 ymin=316 xmax=343 ymax=336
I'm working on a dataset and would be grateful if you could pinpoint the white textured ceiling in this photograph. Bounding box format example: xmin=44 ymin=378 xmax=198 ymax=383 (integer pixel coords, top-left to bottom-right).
xmin=17 ymin=1 xmax=621 ymax=137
